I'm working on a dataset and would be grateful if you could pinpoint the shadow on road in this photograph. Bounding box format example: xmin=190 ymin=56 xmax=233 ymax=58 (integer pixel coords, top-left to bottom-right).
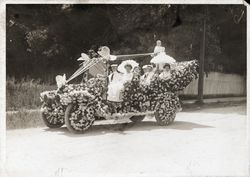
xmin=43 ymin=120 xmax=213 ymax=138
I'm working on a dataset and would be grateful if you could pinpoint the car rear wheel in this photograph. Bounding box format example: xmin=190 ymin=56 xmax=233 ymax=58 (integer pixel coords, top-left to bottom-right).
xmin=154 ymin=110 xmax=176 ymax=126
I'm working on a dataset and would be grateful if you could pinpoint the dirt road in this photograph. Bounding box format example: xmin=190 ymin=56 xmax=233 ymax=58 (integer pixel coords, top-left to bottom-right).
xmin=4 ymin=103 xmax=248 ymax=177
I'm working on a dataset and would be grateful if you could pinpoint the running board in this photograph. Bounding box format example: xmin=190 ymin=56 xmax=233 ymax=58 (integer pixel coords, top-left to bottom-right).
xmin=101 ymin=111 xmax=155 ymax=120
xmin=94 ymin=111 xmax=155 ymax=125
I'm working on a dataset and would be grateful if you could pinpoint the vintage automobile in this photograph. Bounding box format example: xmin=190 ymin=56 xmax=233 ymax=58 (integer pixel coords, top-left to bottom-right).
xmin=40 ymin=48 xmax=199 ymax=133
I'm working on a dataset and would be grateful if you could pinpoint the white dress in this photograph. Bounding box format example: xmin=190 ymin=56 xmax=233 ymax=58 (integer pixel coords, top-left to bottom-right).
xmin=154 ymin=46 xmax=165 ymax=53
xmin=151 ymin=52 xmax=176 ymax=70
xmin=122 ymin=72 xmax=133 ymax=83
xmin=151 ymin=46 xmax=176 ymax=70
xmin=107 ymin=70 xmax=134 ymax=102
xmin=153 ymin=46 xmax=165 ymax=70
xmin=107 ymin=71 xmax=124 ymax=102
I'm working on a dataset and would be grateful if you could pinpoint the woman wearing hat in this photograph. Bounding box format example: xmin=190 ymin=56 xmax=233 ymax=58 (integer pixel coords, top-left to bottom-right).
xmin=107 ymin=60 xmax=139 ymax=102
xmin=123 ymin=64 xmax=134 ymax=82
xmin=117 ymin=59 xmax=139 ymax=83
xmin=107 ymin=64 xmax=124 ymax=102
xmin=159 ymin=63 xmax=171 ymax=80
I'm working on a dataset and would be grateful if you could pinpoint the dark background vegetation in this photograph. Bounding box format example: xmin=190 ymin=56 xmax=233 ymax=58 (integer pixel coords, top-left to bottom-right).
xmin=6 ymin=4 xmax=246 ymax=84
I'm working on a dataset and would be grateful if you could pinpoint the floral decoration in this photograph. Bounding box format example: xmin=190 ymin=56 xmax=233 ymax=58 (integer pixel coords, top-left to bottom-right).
xmin=40 ymin=60 xmax=199 ymax=131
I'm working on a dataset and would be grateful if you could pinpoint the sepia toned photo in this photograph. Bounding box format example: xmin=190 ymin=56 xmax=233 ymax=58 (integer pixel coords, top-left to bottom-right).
xmin=1 ymin=2 xmax=248 ymax=177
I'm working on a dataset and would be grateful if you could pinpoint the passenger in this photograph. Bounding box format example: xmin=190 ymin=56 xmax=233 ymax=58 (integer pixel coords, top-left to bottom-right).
xmin=159 ymin=63 xmax=171 ymax=80
xmin=107 ymin=62 xmax=136 ymax=102
xmin=123 ymin=64 xmax=134 ymax=83
xmin=141 ymin=65 xmax=154 ymax=85
xmin=133 ymin=66 xmax=141 ymax=75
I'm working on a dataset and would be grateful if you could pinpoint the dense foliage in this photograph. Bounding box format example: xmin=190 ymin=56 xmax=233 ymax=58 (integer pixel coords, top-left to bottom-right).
xmin=6 ymin=4 xmax=246 ymax=83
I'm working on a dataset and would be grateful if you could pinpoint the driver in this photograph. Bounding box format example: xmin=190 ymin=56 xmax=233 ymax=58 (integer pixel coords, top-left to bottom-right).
xmin=107 ymin=64 xmax=124 ymax=102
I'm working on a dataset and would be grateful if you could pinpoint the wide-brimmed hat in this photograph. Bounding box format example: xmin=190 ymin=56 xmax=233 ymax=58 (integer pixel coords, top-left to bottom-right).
xmin=118 ymin=60 xmax=139 ymax=73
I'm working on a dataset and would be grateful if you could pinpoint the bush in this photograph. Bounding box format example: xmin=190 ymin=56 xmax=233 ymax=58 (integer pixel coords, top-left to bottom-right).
xmin=6 ymin=77 xmax=56 ymax=111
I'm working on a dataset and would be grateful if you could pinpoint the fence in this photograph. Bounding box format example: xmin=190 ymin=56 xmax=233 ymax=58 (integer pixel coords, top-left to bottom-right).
xmin=180 ymin=72 xmax=246 ymax=96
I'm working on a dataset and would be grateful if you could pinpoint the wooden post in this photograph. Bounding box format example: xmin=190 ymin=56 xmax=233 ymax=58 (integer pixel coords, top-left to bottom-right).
xmin=104 ymin=61 xmax=110 ymax=100
xmin=197 ymin=7 xmax=207 ymax=104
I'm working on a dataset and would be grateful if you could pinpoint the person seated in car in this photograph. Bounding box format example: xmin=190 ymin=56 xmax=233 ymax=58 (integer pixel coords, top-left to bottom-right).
xmin=123 ymin=64 xmax=134 ymax=83
xmin=107 ymin=64 xmax=124 ymax=102
xmin=140 ymin=65 xmax=154 ymax=85
xmin=159 ymin=63 xmax=171 ymax=80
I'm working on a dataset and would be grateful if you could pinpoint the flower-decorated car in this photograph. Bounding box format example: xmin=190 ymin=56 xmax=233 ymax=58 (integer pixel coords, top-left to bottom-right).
xmin=40 ymin=47 xmax=199 ymax=133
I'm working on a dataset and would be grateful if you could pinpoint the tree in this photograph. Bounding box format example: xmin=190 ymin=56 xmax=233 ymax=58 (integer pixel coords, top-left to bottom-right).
xmin=6 ymin=4 xmax=246 ymax=83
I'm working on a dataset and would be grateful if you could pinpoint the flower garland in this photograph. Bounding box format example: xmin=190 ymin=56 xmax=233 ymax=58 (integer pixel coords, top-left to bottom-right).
xmin=40 ymin=60 xmax=199 ymax=130
xmin=121 ymin=60 xmax=198 ymax=115
xmin=40 ymin=91 xmax=65 ymax=125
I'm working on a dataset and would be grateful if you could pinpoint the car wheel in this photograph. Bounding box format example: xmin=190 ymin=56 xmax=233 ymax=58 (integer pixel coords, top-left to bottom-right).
xmin=65 ymin=103 xmax=95 ymax=134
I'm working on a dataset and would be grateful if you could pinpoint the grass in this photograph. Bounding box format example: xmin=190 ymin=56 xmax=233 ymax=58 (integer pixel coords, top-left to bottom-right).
xmin=6 ymin=110 xmax=44 ymax=129
xmin=6 ymin=77 xmax=245 ymax=111
xmin=6 ymin=77 xmax=56 ymax=111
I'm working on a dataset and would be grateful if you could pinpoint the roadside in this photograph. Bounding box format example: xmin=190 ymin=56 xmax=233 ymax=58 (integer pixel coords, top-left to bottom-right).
xmin=182 ymin=96 xmax=246 ymax=104
xmin=5 ymin=97 xmax=246 ymax=130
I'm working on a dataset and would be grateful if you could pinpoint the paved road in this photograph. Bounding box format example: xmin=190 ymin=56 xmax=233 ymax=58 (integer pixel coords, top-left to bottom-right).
xmin=4 ymin=103 xmax=248 ymax=177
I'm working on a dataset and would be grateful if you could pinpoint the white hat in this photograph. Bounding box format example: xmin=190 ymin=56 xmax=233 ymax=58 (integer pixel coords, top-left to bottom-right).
xmin=77 ymin=53 xmax=90 ymax=61
xmin=97 ymin=46 xmax=110 ymax=60
xmin=142 ymin=65 xmax=153 ymax=69
xmin=55 ymin=74 xmax=66 ymax=88
xmin=117 ymin=60 xmax=139 ymax=73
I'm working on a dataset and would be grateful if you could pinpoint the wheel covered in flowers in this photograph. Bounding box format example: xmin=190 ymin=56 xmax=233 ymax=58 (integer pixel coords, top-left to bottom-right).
xmin=154 ymin=109 xmax=176 ymax=126
xmin=64 ymin=102 xmax=97 ymax=133
xmin=40 ymin=91 xmax=65 ymax=128
xmin=154 ymin=93 xmax=180 ymax=126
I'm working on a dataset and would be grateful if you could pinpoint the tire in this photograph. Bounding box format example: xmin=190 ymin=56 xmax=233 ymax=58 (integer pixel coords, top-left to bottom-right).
xmin=65 ymin=103 xmax=95 ymax=134
xmin=154 ymin=110 xmax=176 ymax=126
xmin=154 ymin=94 xmax=180 ymax=126
xmin=41 ymin=104 xmax=65 ymax=128
xmin=130 ymin=115 xmax=145 ymax=123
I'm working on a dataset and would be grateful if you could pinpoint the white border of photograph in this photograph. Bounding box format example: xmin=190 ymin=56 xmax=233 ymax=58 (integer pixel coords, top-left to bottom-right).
xmin=0 ymin=1 xmax=249 ymax=177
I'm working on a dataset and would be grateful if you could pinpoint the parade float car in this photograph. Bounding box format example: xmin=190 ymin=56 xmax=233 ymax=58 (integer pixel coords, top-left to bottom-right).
xmin=40 ymin=47 xmax=199 ymax=133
